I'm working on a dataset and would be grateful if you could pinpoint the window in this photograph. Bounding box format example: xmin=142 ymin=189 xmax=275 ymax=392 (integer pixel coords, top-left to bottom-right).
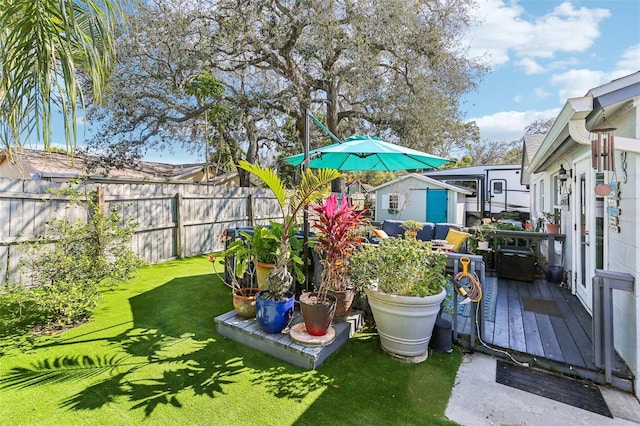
xmin=493 ymin=181 xmax=503 ymax=194
xmin=382 ymin=193 xmax=403 ymax=214
xmin=389 ymin=193 xmax=399 ymax=211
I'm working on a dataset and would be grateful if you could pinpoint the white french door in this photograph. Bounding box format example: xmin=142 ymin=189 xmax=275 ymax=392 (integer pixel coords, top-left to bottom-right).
xmin=573 ymin=158 xmax=606 ymax=315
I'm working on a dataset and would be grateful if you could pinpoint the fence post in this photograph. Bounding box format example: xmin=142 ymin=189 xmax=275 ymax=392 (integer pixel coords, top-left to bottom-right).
xmin=96 ymin=186 xmax=105 ymax=213
xmin=248 ymin=192 xmax=254 ymax=226
xmin=175 ymin=193 xmax=183 ymax=259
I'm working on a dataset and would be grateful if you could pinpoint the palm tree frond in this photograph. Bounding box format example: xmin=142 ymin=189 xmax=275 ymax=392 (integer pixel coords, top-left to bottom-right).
xmin=237 ymin=160 xmax=288 ymax=210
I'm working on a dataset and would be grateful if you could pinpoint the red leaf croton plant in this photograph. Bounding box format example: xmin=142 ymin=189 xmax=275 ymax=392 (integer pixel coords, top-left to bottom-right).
xmin=311 ymin=194 xmax=367 ymax=301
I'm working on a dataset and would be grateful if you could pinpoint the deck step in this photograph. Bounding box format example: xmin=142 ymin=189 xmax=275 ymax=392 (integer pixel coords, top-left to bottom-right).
xmin=214 ymin=310 xmax=364 ymax=369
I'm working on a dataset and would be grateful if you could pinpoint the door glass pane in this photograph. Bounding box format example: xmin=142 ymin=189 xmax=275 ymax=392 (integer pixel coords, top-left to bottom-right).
xmin=580 ymin=173 xmax=586 ymax=289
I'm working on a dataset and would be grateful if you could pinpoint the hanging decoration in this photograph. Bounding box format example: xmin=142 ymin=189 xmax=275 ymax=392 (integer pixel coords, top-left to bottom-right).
xmin=590 ymin=122 xmax=616 ymax=172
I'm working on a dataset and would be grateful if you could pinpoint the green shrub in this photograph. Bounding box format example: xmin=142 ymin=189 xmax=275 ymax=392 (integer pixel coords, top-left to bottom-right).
xmin=349 ymin=237 xmax=447 ymax=297
xmin=16 ymin=185 xmax=145 ymax=329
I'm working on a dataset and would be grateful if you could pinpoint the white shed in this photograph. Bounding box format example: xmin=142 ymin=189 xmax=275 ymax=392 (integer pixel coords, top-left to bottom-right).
xmin=369 ymin=173 xmax=472 ymax=224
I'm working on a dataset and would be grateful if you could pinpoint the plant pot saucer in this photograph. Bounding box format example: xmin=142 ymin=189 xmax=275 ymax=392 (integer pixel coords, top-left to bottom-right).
xmin=380 ymin=346 xmax=429 ymax=363
xmin=289 ymin=323 xmax=335 ymax=347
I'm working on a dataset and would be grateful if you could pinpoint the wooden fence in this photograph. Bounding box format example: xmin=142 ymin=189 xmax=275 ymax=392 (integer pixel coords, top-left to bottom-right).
xmin=0 ymin=178 xmax=280 ymax=287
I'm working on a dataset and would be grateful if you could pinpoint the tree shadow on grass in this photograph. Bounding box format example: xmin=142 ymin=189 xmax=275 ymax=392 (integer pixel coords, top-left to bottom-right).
xmin=0 ymin=274 xmax=333 ymax=417
xmin=251 ymin=366 xmax=333 ymax=402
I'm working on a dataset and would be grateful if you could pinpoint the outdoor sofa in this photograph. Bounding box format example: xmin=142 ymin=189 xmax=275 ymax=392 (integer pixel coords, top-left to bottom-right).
xmin=370 ymin=219 xmax=470 ymax=252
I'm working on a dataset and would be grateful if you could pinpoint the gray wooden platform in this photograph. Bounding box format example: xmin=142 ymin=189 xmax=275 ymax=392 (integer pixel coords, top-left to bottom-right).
xmin=215 ymin=310 xmax=364 ymax=369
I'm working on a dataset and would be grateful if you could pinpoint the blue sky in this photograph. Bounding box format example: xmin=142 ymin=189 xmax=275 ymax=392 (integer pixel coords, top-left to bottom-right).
xmin=40 ymin=0 xmax=640 ymax=164
xmin=462 ymin=0 xmax=640 ymax=142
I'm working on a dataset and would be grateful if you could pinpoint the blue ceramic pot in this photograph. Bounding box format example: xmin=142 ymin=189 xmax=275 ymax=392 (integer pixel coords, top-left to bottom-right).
xmin=255 ymin=291 xmax=295 ymax=333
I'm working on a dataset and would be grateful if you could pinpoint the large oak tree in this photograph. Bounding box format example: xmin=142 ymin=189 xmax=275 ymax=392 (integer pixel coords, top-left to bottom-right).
xmin=87 ymin=0 xmax=486 ymax=185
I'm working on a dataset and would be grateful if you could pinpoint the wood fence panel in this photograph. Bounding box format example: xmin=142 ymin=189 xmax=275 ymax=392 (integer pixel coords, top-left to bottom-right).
xmin=0 ymin=246 xmax=7 ymax=286
xmin=0 ymin=178 xmax=280 ymax=286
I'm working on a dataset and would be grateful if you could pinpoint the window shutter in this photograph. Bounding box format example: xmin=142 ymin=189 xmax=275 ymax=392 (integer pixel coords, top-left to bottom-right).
xmin=382 ymin=194 xmax=390 ymax=209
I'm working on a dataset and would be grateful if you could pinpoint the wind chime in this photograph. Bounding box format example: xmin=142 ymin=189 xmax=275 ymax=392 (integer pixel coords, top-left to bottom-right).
xmin=590 ymin=122 xmax=616 ymax=172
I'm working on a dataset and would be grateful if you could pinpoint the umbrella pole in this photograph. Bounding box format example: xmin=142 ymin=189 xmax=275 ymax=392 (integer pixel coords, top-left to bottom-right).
xmin=302 ymin=109 xmax=311 ymax=291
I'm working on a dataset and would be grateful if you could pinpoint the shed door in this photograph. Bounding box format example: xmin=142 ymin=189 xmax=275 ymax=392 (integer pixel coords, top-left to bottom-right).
xmin=426 ymin=189 xmax=448 ymax=222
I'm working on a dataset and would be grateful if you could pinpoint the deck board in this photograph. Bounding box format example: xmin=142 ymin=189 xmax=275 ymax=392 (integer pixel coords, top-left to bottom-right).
xmin=492 ymin=279 xmax=510 ymax=348
xmin=518 ymin=282 xmax=545 ymax=357
xmin=507 ymin=281 xmax=526 ymax=352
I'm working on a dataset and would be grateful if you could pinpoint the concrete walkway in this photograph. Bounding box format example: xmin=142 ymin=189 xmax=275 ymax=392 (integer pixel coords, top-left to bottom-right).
xmin=445 ymin=352 xmax=640 ymax=425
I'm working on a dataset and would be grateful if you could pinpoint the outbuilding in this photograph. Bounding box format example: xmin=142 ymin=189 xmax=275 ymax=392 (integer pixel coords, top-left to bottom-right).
xmin=369 ymin=173 xmax=472 ymax=224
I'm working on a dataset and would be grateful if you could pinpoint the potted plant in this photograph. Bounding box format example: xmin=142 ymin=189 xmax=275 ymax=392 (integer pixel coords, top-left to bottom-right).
xmin=471 ymin=222 xmax=498 ymax=251
xmin=349 ymin=237 xmax=448 ymax=362
xmin=209 ymin=250 xmax=260 ymax=319
xmin=543 ymin=210 xmax=561 ymax=234
xmin=400 ymin=219 xmax=423 ymax=238
xmin=305 ymin=194 xmax=367 ymax=332
xmin=237 ymin=160 xmax=341 ymax=333
xmin=250 ymin=223 xmax=305 ymax=290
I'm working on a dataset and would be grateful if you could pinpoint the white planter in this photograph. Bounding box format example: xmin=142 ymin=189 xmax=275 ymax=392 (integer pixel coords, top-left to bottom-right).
xmin=365 ymin=287 xmax=446 ymax=362
xmin=478 ymin=241 xmax=490 ymax=250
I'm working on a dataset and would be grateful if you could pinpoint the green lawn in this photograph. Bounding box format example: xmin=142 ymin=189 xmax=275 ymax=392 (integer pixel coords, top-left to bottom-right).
xmin=0 ymin=256 xmax=461 ymax=425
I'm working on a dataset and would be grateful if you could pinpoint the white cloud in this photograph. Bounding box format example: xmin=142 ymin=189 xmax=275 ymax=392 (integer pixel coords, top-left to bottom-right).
xmin=516 ymin=57 xmax=544 ymax=74
xmin=469 ymin=108 xmax=561 ymax=141
xmin=550 ymin=69 xmax=608 ymax=101
xmin=615 ymin=44 xmax=640 ymax=75
xmin=513 ymin=95 xmax=522 ymax=103
xmin=464 ymin=0 xmax=610 ymax=69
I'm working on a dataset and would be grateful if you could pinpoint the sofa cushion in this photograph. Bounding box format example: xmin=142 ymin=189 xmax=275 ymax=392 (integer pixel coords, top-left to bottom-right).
xmin=382 ymin=220 xmax=404 ymax=237
xmin=435 ymin=223 xmax=460 ymax=240
xmin=416 ymin=222 xmax=435 ymax=241
xmin=445 ymin=228 xmax=470 ymax=252
xmin=372 ymin=229 xmax=389 ymax=239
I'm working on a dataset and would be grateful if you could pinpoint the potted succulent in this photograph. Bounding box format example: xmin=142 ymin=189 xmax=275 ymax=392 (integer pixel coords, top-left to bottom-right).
xmin=349 ymin=237 xmax=448 ymax=362
xmin=237 ymin=160 xmax=341 ymax=333
xmin=305 ymin=194 xmax=367 ymax=332
xmin=400 ymin=219 xmax=423 ymax=238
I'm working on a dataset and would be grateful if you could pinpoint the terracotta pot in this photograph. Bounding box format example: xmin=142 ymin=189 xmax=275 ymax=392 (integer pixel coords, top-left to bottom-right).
xmin=546 ymin=223 xmax=560 ymax=234
xmin=255 ymin=261 xmax=275 ymax=290
xmin=299 ymin=292 xmax=337 ymax=336
xmin=233 ymin=288 xmax=260 ymax=318
xmin=328 ymin=287 xmax=356 ymax=322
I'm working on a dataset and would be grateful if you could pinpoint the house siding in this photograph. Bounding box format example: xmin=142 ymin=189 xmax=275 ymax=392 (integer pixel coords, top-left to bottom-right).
xmin=609 ymin=152 xmax=640 ymax=378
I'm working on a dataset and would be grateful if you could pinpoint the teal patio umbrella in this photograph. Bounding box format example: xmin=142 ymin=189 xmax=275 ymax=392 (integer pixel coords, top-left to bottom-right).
xmin=284 ymin=135 xmax=449 ymax=171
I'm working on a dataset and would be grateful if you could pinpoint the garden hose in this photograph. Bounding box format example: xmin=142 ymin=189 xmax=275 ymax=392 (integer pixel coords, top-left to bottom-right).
xmin=453 ymin=257 xmax=482 ymax=303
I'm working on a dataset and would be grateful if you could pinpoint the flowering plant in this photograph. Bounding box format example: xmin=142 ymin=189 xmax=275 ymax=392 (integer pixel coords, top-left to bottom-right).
xmin=311 ymin=195 xmax=367 ymax=300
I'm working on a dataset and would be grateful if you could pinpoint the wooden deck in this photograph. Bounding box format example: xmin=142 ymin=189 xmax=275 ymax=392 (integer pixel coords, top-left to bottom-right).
xmin=454 ymin=275 xmax=634 ymax=391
